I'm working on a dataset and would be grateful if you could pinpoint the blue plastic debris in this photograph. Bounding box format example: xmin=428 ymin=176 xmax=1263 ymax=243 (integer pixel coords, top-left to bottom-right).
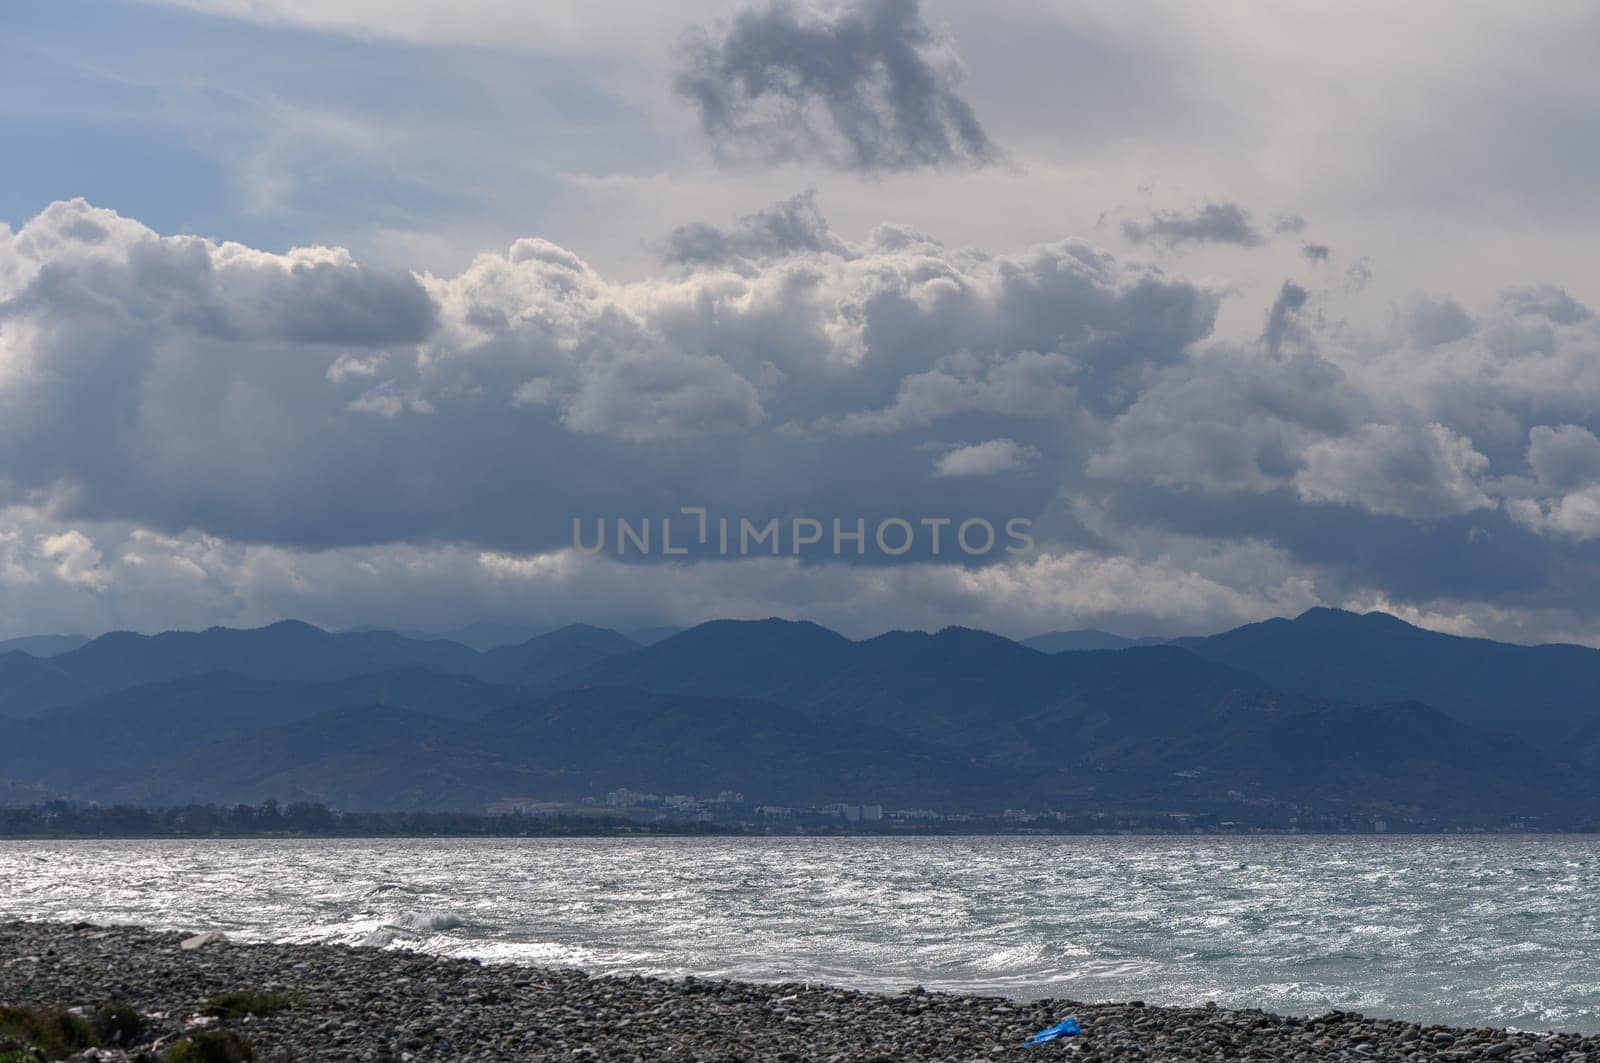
xmin=1025 ymin=1017 xmax=1082 ymax=1045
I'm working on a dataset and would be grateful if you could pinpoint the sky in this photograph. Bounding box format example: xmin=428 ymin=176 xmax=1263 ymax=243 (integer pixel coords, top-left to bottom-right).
xmin=3 ymin=0 xmax=1600 ymax=643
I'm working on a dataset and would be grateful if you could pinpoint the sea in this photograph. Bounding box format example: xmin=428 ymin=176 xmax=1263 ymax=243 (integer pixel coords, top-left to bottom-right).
xmin=5 ymin=835 xmax=1599 ymax=1032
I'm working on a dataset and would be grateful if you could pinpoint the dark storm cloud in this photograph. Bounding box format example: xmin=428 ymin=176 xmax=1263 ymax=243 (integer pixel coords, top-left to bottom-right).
xmin=1120 ymin=202 xmax=1264 ymax=249
xmin=674 ymin=0 xmax=999 ymax=172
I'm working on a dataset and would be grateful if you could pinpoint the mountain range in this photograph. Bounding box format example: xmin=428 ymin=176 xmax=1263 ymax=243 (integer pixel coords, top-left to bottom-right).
xmin=2 ymin=609 xmax=1597 ymax=826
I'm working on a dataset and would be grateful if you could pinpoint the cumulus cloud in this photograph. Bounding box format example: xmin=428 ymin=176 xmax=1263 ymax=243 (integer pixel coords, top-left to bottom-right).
xmin=1505 ymin=425 xmax=1600 ymax=541
xmin=1508 ymin=488 xmax=1600 ymax=542
xmin=1526 ymin=424 xmax=1600 ymax=491
xmin=1121 ymin=202 xmax=1263 ymax=249
xmin=6 ymin=201 xmax=435 ymax=347
xmin=1096 ymin=276 xmax=1600 ymax=545
xmin=7 ymin=197 xmax=1600 ymax=643
xmin=825 ymin=351 xmax=1081 ymax=435
xmin=674 ymin=0 xmax=999 ymax=171
xmin=1293 ymin=423 xmax=1493 ymax=519
xmin=1088 ymin=341 xmax=1361 ymax=494
xmin=563 ymin=351 xmax=766 ymax=441
xmin=0 ymin=196 xmax=1213 ymax=556
xmin=36 ymin=530 xmax=110 ymax=591
xmin=933 ymin=438 xmax=1039 ymax=477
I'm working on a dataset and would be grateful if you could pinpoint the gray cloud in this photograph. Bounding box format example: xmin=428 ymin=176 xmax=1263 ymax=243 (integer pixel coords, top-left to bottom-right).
xmin=661 ymin=190 xmax=853 ymax=269
xmin=0 ymin=197 xmax=1209 ymax=557
xmin=1121 ymin=202 xmax=1263 ymax=249
xmin=8 ymin=197 xmax=1600 ymax=644
xmin=674 ymin=0 xmax=999 ymax=172
xmin=1262 ymin=281 xmax=1310 ymax=355
xmin=1345 ymin=258 xmax=1373 ymax=293
xmin=1302 ymin=243 xmax=1331 ymax=263
xmin=1500 ymin=285 xmax=1592 ymax=326
xmin=1402 ymin=296 xmax=1475 ymax=348
xmin=1506 ymin=425 xmax=1600 ymax=542
xmin=1527 ymin=424 xmax=1600 ymax=492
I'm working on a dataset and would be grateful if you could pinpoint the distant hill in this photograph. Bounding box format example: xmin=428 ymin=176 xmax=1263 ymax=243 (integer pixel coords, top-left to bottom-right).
xmin=1021 ymin=630 xmax=1167 ymax=653
xmin=1084 ymin=699 xmax=1590 ymax=822
xmin=0 ymin=620 xmax=641 ymax=718
xmin=627 ymin=626 xmax=685 ymax=646
xmin=124 ymin=704 xmax=521 ymax=811
xmin=0 ymin=669 xmax=527 ymax=795
xmin=47 ymin=620 xmax=483 ymax=699
xmin=0 ymin=651 xmax=90 ymax=718
xmin=485 ymin=687 xmax=998 ymax=808
xmin=431 ymin=621 xmax=554 ymax=652
xmin=479 ymin=624 xmax=639 ymax=686
xmin=1174 ymin=608 xmax=1600 ymax=749
xmin=64 ymin=682 xmax=1581 ymax=822
xmin=560 ymin=619 xmax=859 ymax=703
xmin=557 ymin=621 xmax=1274 ymax=756
xmin=3 ymin=610 xmax=1600 ymax=825
xmin=104 ymin=688 xmax=999 ymax=811
xmin=0 ymin=635 xmax=89 ymax=658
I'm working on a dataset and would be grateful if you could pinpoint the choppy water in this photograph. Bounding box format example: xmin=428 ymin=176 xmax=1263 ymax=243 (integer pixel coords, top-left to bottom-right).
xmin=4 ymin=835 xmax=1600 ymax=1032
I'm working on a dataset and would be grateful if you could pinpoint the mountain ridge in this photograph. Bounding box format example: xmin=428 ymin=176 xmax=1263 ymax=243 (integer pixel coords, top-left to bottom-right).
xmin=3 ymin=609 xmax=1600 ymax=824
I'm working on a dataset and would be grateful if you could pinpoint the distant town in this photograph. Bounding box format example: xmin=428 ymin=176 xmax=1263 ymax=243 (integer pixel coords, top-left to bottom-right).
xmin=0 ymin=797 xmax=1552 ymax=839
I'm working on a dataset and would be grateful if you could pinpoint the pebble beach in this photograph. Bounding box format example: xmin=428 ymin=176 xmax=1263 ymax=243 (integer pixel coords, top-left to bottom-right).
xmin=2 ymin=921 xmax=1595 ymax=1061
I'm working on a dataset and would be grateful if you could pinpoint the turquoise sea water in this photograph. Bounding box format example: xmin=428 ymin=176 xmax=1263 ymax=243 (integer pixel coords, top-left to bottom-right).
xmin=4 ymin=835 xmax=1599 ymax=1032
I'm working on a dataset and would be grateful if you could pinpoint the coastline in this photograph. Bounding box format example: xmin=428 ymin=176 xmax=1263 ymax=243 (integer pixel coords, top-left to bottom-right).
xmin=1 ymin=921 xmax=1590 ymax=1061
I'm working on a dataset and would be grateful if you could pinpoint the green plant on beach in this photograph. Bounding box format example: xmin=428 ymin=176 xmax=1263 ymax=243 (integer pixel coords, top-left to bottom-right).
xmin=0 ymin=1004 xmax=98 ymax=1059
xmin=164 ymin=1029 xmax=255 ymax=1063
xmin=200 ymin=990 xmax=292 ymax=1019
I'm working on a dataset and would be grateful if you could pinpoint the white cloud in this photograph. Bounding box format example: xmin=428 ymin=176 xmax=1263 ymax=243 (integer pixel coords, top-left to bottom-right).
xmin=934 ymin=438 xmax=1038 ymax=477
xmin=1293 ymin=423 xmax=1493 ymax=519
xmin=327 ymin=352 xmax=389 ymax=383
xmin=36 ymin=531 xmax=111 ymax=591
xmin=1507 ymin=488 xmax=1600 ymax=543
xmin=347 ymin=383 xmax=435 ymax=418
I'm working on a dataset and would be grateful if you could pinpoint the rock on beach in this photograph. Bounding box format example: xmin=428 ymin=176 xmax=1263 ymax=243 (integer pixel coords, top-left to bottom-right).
xmin=2 ymin=921 xmax=1595 ymax=1061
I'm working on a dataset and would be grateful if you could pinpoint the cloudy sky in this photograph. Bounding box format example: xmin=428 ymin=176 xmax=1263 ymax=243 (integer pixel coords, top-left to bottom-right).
xmin=3 ymin=0 xmax=1600 ymax=644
